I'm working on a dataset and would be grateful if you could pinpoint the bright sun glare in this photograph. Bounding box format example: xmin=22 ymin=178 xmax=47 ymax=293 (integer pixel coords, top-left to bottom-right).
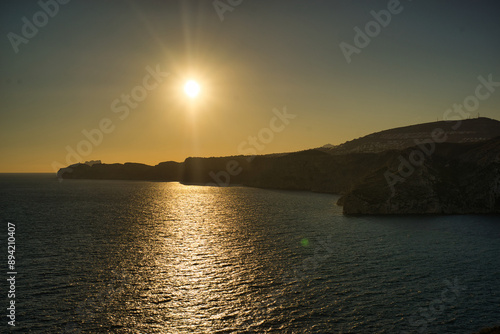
xmin=184 ymin=80 xmax=200 ymax=98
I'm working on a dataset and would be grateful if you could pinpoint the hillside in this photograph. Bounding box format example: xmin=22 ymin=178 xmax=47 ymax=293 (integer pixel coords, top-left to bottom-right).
xmin=58 ymin=117 xmax=500 ymax=215
xmin=338 ymin=137 xmax=500 ymax=214
xmin=321 ymin=117 xmax=500 ymax=154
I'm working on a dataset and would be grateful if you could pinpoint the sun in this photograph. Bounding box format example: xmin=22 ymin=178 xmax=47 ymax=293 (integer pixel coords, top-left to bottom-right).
xmin=184 ymin=80 xmax=200 ymax=98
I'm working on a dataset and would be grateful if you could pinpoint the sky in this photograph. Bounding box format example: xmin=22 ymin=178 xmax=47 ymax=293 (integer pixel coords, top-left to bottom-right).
xmin=1 ymin=0 xmax=499 ymax=172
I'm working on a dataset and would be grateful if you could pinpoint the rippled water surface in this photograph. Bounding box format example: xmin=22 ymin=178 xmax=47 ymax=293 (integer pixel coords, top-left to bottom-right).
xmin=1 ymin=174 xmax=499 ymax=333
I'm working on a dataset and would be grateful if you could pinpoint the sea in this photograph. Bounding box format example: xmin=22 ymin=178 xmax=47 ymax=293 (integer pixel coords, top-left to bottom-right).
xmin=0 ymin=173 xmax=499 ymax=333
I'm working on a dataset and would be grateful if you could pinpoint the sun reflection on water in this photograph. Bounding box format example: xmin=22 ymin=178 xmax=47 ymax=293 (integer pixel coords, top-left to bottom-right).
xmin=134 ymin=183 xmax=262 ymax=332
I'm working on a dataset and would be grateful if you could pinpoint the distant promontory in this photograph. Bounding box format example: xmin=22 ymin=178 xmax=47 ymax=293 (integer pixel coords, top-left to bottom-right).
xmin=58 ymin=117 xmax=500 ymax=215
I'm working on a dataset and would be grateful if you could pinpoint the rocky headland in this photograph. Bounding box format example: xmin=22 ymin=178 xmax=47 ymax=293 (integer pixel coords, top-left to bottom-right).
xmin=58 ymin=117 xmax=500 ymax=215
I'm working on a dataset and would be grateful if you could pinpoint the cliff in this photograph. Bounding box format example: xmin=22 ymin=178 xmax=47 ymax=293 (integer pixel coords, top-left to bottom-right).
xmin=58 ymin=118 xmax=500 ymax=215
xmin=338 ymin=138 xmax=500 ymax=214
xmin=58 ymin=161 xmax=182 ymax=181
xmin=58 ymin=151 xmax=395 ymax=195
